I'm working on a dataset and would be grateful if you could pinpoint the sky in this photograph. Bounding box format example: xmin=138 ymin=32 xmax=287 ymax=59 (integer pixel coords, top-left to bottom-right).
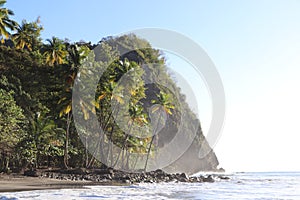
xmin=6 ymin=0 xmax=300 ymax=172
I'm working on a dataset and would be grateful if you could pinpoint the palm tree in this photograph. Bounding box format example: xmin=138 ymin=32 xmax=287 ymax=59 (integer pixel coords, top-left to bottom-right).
xmin=124 ymin=103 xmax=148 ymax=169
xmin=58 ymin=85 xmax=73 ymax=169
xmin=59 ymin=66 xmax=98 ymax=168
xmin=66 ymin=43 xmax=90 ymax=69
xmin=112 ymin=103 xmax=146 ymax=169
xmin=27 ymin=113 xmax=64 ymax=168
xmin=144 ymin=91 xmax=174 ymax=172
xmin=103 ymin=61 xmax=147 ymax=169
xmin=0 ymin=0 xmax=18 ymax=42
xmin=43 ymin=37 xmax=67 ymax=66
xmin=12 ymin=18 xmax=43 ymax=51
xmin=59 ymin=71 xmax=89 ymax=168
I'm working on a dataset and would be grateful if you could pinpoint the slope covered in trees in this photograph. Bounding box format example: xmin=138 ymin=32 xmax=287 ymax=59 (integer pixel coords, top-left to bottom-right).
xmin=0 ymin=0 xmax=218 ymax=174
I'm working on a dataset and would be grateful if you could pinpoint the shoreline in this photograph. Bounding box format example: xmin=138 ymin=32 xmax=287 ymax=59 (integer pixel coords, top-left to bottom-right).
xmin=0 ymin=169 xmax=229 ymax=193
xmin=0 ymin=175 xmax=87 ymax=193
xmin=0 ymin=174 xmax=130 ymax=193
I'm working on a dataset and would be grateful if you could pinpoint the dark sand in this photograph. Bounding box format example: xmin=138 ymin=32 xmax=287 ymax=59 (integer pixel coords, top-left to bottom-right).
xmin=0 ymin=174 xmax=122 ymax=192
xmin=0 ymin=170 xmax=225 ymax=192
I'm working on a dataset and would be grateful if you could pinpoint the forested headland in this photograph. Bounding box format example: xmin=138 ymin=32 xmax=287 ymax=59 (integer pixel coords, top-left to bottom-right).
xmin=0 ymin=0 xmax=219 ymax=175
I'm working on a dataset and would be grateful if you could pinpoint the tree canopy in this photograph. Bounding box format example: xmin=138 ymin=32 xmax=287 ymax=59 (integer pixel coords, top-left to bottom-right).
xmin=0 ymin=1 xmax=218 ymax=174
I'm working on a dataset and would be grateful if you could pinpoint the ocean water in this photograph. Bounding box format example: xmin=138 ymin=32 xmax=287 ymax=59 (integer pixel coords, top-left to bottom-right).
xmin=1 ymin=172 xmax=300 ymax=200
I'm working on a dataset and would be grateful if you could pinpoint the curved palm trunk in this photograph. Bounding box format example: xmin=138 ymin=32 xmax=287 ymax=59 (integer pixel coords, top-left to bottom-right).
xmin=144 ymin=112 xmax=162 ymax=172
xmin=132 ymin=154 xmax=140 ymax=170
xmin=87 ymin=103 xmax=120 ymax=168
xmin=107 ymin=104 xmax=120 ymax=166
xmin=86 ymin=104 xmax=112 ymax=168
xmin=113 ymin=123 xmax=133 ymax=168
xmin=144 ymin=135 xmax=155 ymax=172
xmin=86 ymin=130 xmax=104 ymax=168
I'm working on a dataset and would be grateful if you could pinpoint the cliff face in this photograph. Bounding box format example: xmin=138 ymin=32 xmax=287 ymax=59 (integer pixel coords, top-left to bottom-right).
xmin=162 ymin=126 xmax=219 ymax=175
xmin=143 ymin=84 xmax=219 ymax=175
xmin=103 ymin=35 xmax=220 ymax=174
xmin=143 ymin=85 xmax=219 ymax=174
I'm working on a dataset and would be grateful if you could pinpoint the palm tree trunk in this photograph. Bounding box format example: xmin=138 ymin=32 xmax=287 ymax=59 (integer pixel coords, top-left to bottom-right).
xmin=113 ymin=123 xmax=133 ymax=168
xmin=64 ymin=112 xmax=72 ymax=169
xmin=144 ymin=135 xmax=154 ymax=172
xmin=85 ymin=136 xmax=89 ymax=168
xmin=87 ymin=130 xmax=102 ymax=168
xmin=144 ymin=112 xmax=162 ymax=172
xmin=36 ymin=150 xmax=39 ymax=169
xmin=86 ymin=103 xmax=120 ymax=168
xmin=125 ymin=151 xmax=130 ymax=170
xmin=107 ymin=104 xmax=120 ymax=167
xmin=5 ymin=156 xmax=9 ymax=173
xmin=108 ymin=124 xmax=115 ymax=166
xmin=133 ymin=154 xmax=139 ymax=170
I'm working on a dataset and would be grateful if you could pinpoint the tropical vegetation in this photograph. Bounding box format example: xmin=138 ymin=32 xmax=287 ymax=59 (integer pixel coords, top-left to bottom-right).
xmin=0 ymin=0 xmax=218 ymax=174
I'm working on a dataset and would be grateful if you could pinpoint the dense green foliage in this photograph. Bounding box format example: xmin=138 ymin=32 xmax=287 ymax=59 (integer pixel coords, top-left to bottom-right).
xmin=0 ymin=1 xmax=218 ymax=174
xmin=0 ymin=77 xmax=25 ymax=147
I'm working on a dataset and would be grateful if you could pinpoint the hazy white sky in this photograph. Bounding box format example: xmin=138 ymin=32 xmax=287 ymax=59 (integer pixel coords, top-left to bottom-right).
xmin=7 ymin=0 xmax=300 ymax=172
